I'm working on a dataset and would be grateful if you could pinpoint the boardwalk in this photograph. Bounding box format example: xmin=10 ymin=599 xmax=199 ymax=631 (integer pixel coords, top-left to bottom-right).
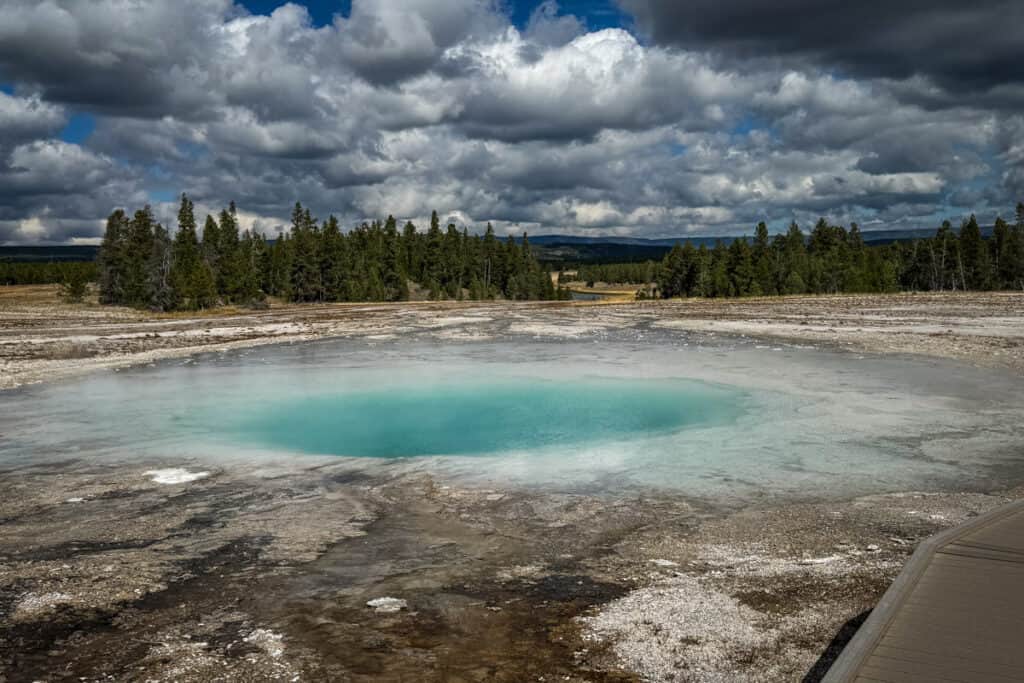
xmin=824 ymin=499 xmax=1024 ymax=682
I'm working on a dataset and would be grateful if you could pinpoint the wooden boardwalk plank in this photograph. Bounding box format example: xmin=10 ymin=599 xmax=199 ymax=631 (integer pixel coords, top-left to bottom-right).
xmin=874 ymin=644 xmax=1024 ymax=672
xmin=864 ymin=652 xmax=1024 ymax=682
xmin=823 ymin=499 xmax=1024 ymax=683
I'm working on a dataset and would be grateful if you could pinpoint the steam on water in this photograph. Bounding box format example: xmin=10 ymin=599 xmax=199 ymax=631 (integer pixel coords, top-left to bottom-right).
xmin=3 ymin=331 xmax=1023 ymax=502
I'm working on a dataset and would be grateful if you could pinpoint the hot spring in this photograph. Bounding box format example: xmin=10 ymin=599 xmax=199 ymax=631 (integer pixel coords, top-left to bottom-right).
xmin=3 ymin=332 xmax=1024 ymax=501
xmin=218 ymin=378 xmax=742 ymax=458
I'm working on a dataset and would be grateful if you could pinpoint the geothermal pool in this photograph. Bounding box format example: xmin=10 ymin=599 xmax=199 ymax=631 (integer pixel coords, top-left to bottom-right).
xmin=224 ymin=377 xmax=743 ymax=458
xmin=3 ymin=331 xmax=1023 ymax=501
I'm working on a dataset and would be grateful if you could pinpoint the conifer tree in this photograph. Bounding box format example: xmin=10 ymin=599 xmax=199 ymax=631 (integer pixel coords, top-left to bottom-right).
xmin=97 ymin=209 xmax=130 ymax=304
xmin=1008 ymin=205 xmax=1024 ymax=290
xmin=992 ymin=216 xmax=1010 ymax=288
xmin=201 ymin=213 xmax=222 ymax=283
xmin=170 ymin=194 xmax=216 ymax=310
xmin=959 ymin=214 xmax=991 ymax=290
xmin=753 ymin=222 xmax=774 ymax=295
xmin=424 ymin=211 xmax=443 ymax=296
xmin=727 ymin=237 xmax=754 ymax=296
xmin=382 ymin=215 xmax=407 ymax=301
xmin=147 ymin=224 xmax=174 ymax=311
xmin=320 ymin=215 xmax=347 ymax=300
xmin=216 ymin=204 xmax=242 ymax=301
xmin=401 ymin=220 xmax=421 ymax=280
xmin=58 ymin=263 xmax=90 ymax=303
xmin=482 ymin=223 xmax=500 ymax=298
xmin=114 ymin=207 xmax=154 ymax=306
xmin=289 ymin=203 xmax=322 ymax=302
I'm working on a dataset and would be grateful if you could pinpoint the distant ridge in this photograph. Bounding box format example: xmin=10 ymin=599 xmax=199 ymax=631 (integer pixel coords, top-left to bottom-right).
xmin=0 ymin=245 xmax=99 ymax=262
xmin=529 ymin=226 xmax=988 ymax=248
xmin=0 ymin=226 xmax=994 ymax=265
xmin=527 ymin=226 xmax=999 ymax=264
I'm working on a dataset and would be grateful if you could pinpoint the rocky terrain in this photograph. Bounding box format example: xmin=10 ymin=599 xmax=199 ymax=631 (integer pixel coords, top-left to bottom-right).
xmin=3 ymin=454 xmax=1020 ymax=682
xmin=2 ymin=286 xmax=1023 ymax=681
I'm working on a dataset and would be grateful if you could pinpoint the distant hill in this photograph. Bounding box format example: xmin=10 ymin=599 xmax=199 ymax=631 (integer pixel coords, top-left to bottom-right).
xmin=530 ymin=227 xmax=994 ymax=264
xmin=530 ymin=227 xmax=972 ymax=248
xmin=0 ymin=245 xmax=99 ymax=262
xmin=1 ymin=225 xmax=992 ymax=266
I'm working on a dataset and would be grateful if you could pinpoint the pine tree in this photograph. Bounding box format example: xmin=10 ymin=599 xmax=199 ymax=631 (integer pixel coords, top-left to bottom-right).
xmin=382 ymin=215 xmax=407 ymax=301
xmin=959 ymin=214 xmax=991 ymax=290
xmin=289 ymin=203 xmax=321 ymax=302
xmin=659 ymin=244 xmax=685 ymax=298
xmin=216 ymin=205 xmax=242 ymax=301
xmin=845 ymin=222 xmax=868 ymax=291
xmin=123 ymin=207 xmax=156 ymax=305
xmin=170 ymin=194 xmax=216 ymax=310
xmin=321 ymin=215 xmax=347 ymax=300
xmin=97 ymin=209 xmax=130 ymax=304
xmin=1005 ymin=204 xmax=1024 ymax=291
xmin=401 ymin=220 xmax=421 ymax=280
xmin=753 ymin=222 xmax=774 ymax=295
xmin=424 ymin=211 xmax=443 ymax=296
xmin=201 ymin=213 xmax=222 ymax=285
xmin=443 ymin=223 xmax=463 ymax=298
xmin=147 ymin=224 xmax=174 ymax=311
xmin=266 ymin=231 xmax=292 ymax=298
xmin=727 ymin=237 xmax=755 ymax=296
xmin=58 ymin=263 xmax=90 ymax=303
xmin=780 ymin=222 xmax=808 ymax=294
xmin=482 ymin=223 xmax=499 ymax=298
xmin=991 ymin=216 xmax=1016 ymax=289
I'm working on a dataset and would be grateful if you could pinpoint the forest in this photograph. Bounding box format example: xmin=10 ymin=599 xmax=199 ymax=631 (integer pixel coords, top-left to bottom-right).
xmin=91 ymin=195 xmax=566 ymax=310
xmin=0 ymin=261 xmax=96 ymax=287
xmin=5 ymin=199 xmax=1024 ymax=306
xmin=561 ymin=207 xmax=1024 ymax=299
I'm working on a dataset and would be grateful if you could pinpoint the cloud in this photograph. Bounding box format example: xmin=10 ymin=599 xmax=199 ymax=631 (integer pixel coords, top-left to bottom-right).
xmin=524 ymin=0 xmax=586 ymax=46
xmin=447 ymin=28 xmax=762 ymax=142
xmin=619 ymin=0 xmax=1024 ymax=94
xmin=330 ymin=0 xmax=506 ymax=85
xmin=0 ymin=0 xmax=232 ymax=119
xmin=0 ymin=0 xmax=1019 ymax=244
xmin=0 ymin=92 xmax=65 ymax=147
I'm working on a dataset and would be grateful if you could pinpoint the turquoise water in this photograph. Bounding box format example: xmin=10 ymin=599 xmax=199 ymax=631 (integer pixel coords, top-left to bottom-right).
xmin=3 ymin=335 xmax=1024 ymax=499
xmin=221 ymin=378 xmax=741 ymax=458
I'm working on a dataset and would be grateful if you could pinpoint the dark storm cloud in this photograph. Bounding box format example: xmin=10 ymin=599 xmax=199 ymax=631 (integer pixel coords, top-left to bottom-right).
xmin=0 ymin=0 xmax=232 ymax=120
xmin=0 ymin=139 xmax=146 ymax=243
xmin=620 ymin=0 xmax=1024 ymax=93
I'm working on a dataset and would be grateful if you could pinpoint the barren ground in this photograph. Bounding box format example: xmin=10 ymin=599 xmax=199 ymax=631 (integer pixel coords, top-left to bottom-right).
xmin=3 ymin=286 xmax=1023 ymax=391
xmin=1 ymin=286 xmax=1023 ymax=682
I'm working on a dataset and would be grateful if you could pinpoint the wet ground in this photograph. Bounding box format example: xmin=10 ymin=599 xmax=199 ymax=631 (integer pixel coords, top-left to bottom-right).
xmin=2 ymin=452 xmax=1021 ymax=682
xmin=2 ymin=290 xmax=1023 ymax=681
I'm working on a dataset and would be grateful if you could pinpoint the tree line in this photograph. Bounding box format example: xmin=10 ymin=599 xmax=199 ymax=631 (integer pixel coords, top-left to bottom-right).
xmin=0 ymin=261 xmax=96 ymax=287
xmin=560 ymin=262 xmax=659 ymax=288
xmin=11 ymin=199 xmax=1024 ymax=305
xmin=96 ymin=195 xmax=568 ymax=310
xmin=654 ymin=208 xmax=1024 ymax=298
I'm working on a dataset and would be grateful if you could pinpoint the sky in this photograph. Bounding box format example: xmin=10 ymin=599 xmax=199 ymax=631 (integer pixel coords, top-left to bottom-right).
xmin=0 ymin=0 xmax=1022 ymax=244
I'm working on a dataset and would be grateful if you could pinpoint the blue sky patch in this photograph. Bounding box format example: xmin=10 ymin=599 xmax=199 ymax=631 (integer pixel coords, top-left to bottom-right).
xmin=239 ymin=0 xmax=629 ymax=30
xmin=61 ymin=113 xmax=96 ymax=144
xmin=147 ymin=189 xmax=178 ymax=204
